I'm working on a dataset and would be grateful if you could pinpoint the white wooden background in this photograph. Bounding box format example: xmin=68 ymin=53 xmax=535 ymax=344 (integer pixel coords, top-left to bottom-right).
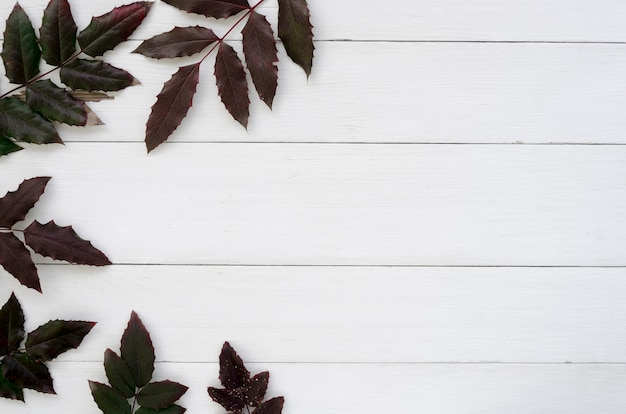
xmin=1 ymin=1 xmax=626 ymax=412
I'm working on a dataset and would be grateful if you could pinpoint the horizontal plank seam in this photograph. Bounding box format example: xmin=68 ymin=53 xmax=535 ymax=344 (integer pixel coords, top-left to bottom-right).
xmin=33 ymin=263 xmax=626 ymax=269
xmin=39 ymin=141 xmax=626 ymax=146
xmin=49 ymin=361 xmax=626 ymax=365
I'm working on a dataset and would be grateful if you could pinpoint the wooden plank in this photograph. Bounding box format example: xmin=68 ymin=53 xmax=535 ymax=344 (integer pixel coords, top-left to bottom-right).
xmin=3 ymin=0 xmax=626 ymax=42
xmin=2 ymin=362 xmax=625 ymax=413
xmin=1 ymin=265 xmax=625 ymax=363
xmin=2 ymin=143 xmax=626 ymax=266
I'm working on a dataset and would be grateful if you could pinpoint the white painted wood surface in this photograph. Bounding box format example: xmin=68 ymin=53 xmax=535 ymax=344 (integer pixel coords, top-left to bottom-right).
xmin=1 ymin=0 xmax=626 ymax=413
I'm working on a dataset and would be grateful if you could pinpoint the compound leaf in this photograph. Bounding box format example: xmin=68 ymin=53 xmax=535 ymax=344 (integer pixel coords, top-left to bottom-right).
xmin=60 ymin=59 xmax=136 ymax=92
xmin=136 ymin=405 xmax=187 ymax=414
xmin=277 ymin=0 xmax=313 ymax=77
xmin=137 ymin=380 xmax=189 ymax=409
xmin=25 ymin=319 xmax=96 ymax=362
xmin=40 ymin=0 xmax=78 ymax=65
xmin=0 ymin=293 xmax=25 ymax=356
xmin=89 ymin=381 xmax=132 ymax=414
xmin=78 ymin=2 xmax=153 ymax=57
xmin=242 ymin=11 xmax=278 ymax=108
xmin=145 ymin=63 xmax=200 ymax=153
xmin=0 ymin=176 xmax=51 ymax=229
xmin=215 ymin=42 xmax=249 ymax=128
xmin=133 ymin=26 xmax=219 ymax=58
xmin=251 ymin=396 xmax=284 ymax=414
xmin=0 ymin=135 xmax=22 ymax=157
xmin=0 ymin=97 xmax=62 ymax=144
xmin=2 ymin=352 xmax=55 ymax=394
xmin=0 ymin=232 xmax=40 ymax=292
xmin=120 ymin=311 xmax=155 ymax=388
xmin=26 ymin=80 xmax=101 ymax=126
xmin=1 ymin=3 xmax=41 ymax=84
xmin=161 ymin=0 xmax=250 ymax=19
xmin=104 ymin=348 xmax=136 ymax=398
xmin=0 ymin=368 xmax=24 ymax=401
xmin=23 ymin=220 xmax=112 ymax=266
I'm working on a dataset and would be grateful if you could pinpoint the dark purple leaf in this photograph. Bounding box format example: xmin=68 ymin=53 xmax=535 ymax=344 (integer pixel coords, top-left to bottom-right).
xmin=0 ymin=368 xmax=24 ymax=401
xmin=60 ymin=59 xmax=136 ymax=92
xmin=0 ymin=232 xmax=40 ymax=292
xmin=26 ymin=80 xmax=101 ymax=126
xmin=208 ymin=386 xmax=245 ymax=412
xmin=104 ymin=348 xmax=136 ymax=398
xmin=215 ymin=42 xmax=249 ymax=128
xmin=0 ymin=176 xmax=51 ymax=228
xmin=245 ymin=371 xmax=269 ymax=406
xmin=277 ymin=0 xmax=313 ymax=76
xmin=40 ymin=0 xmax=78 ymax=65
xmin=161 ymin=0 xmax=249 ymax=19
xmin=137 ymin=380 xmax=189 ymax=409
xmin=25 ymin=320 xmax=95 ymax=362
xmin=89 ymin=380 xmax=132 ymax=414
xmin=0 ymin=293 xmax=25 ymax=356
xmin=0 ymin=135 xmax=22 ymax=157
xmin=2 ymin=353 xmax=55 ymax=394
xmin=218 ymin=342 xmax=249 ymax=388
xmin=252 ymin=396 xmax=284 ymax=414
xmin=1 ymin=3 xmax=41 ymax=84
xmin=242 ymin=11 xmax=278 ymax=108
xmin=145 ymin=63 xmax=200 ymax=153
xmin=0 ymin=97 xmax=62 ymax=144
xmin=133 ymin=26 xmax=219 ymax=58
xmin=135 ymin=405 xmax=187 ymax=414
xmin=78 ymin=2 xmax=153 ymax=57
xmin=23 ymin=220 xmax=111 ymax=266
xmin=120 ymin=311 xmax=155 ymax=388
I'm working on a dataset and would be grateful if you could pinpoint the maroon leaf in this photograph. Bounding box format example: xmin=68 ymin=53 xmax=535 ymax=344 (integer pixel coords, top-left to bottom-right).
xmin=78 ymin=2 xmax=153 ymax=57
xmin=0 ymin=97 xmax=62 ymax=144
xmin=60 ymin=58 xmax=137 ymax=92
xmin=120 ymin=311 xmax=155 ymax=388
xmin=145 ymin=63 xmax=200 ymax=153
xmin=0 ymin=368 xmax=24 ymax=401
xmin=208 ymin=386 xmax=245 ymax=412
xmin=136 ymin=405 xmax=186 ymax=414
xmin=40 ymin=0 xmax=78 ymax=66
xmin=2 ymin=353 xmax=55 ymax=394
xmin=242 ymin=11 xmax=278 ymax=108
xmin=161 ymin=0 xmax=250 ymax=19
xmin=89 ymin=380 xmax=132 ymax=414
xmin=104 ymin=349 xmax=136 ymax=398
xmin=0 ymin=293 xmax=25 ymax=356
xmin=137 ymin=380 xmax=189 ymax=409
xmin=25 ymin=320 xmax=96 ymax=362
xmin=133 ymin=26 xmax=219 ymax=58
xmin=218 ymin=342 xmax=249 ymax=388
xmin=1 ymin=3 xmax=41 ymax=84
xmin=215 ymin=42 xmax=249 ymax=128
xmin=277 ymin=0 xmax=313 ymax=76
xmin=252 ymin=396 xmax=284 ymax=414
xmin=245 ymin=371 xmax=269 ymax=406
xmin=0 ymin=233 xmax=40 ymax=292
xmin=0 ymin=176 xmax=51 ymax=228
xmin=26 ymin=80 xmax=101 ymax=126
xmin=23 ymin=220 xmax=111 ymax=266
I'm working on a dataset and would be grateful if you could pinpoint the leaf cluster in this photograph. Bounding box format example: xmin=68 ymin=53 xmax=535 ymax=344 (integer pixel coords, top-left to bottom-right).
xmin=208 ymin=341 xmax=284 ymax=414
xmin=134 ymin=0 xmax=314 ymax=152
xmin=0 ymin=176 xmax=111 ymax=292
xmin=0 ymin=293 xmax=95 ymax=401
xmin=90 ymin=311 xmax=189 ymax=414
xmin=0 ymin=0 xmax=153 ymax=157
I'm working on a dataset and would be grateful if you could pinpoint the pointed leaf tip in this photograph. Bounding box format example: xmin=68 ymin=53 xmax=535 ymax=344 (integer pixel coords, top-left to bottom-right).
xmin=25 ymin=320 xmax=96 ymax=362
xmin=0 ymin=232 xmax=41 ymax=292
xmin=278 ymin=0 xmax=314 ymax=77
xmin=242 ymin=12 xmax=278 ymax=108
xmin=215 ymin=43 xmax=249 ymax=128
xmin=120 ymin=311 xmax=155 ymax=388
xmin=0 ymin=292 xmax=25 ymax=356
xmin=40 ymin=0 xmax=78 ymax=66
xmin=161 ymin=0 xmax=250 ymax=19
xmin=1 ymin=3 xmax=42 ymax=83
xmin=0 ymin=176 xmax=51 ymax=228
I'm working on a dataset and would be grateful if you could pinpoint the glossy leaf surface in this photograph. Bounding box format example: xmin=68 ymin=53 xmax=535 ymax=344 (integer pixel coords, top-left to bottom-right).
xmin=120 ymin=311 xmax=155 ymax=388
xmin=0 ymin=135 xmax=22 ymax=157
xmin=78 ymin=2 xmax=153 ymax=57
xmin=40 ymin=0 xmax=78 ymax=65
xmin=0 ymin=233 xmax=40 ymax=292
xmin=162 ymin=0 xmax=250 ymax=19
xmin=26 ymin=80 xmax=95 ymax=126
xmin=60 ymin=59 xmax=136 ymax=91
xmin=1 ymin=3 xmax=41 ymax=84
xmin=242 ymin=11 xmax=278 ymax=108
xmin=2 ymin=353 xmax=55 ymax=394
xmin=25 ymin=320 xmax=96 ymax=362
xmin=137 ymin=380 xmax=189 ymax=409
xmin=104 ymin=349 xmax=136 ymax=398
xmin=0 ymin=176 xmax=50 ymax=228
xmin=89 ymin=381 xmax=132 ymax=414
xmin=23 ymin=220 xmax=112 ymax=266
xmin=133 ymin=26 xmax=219 ymax=58
xmin=277 ymin=0 xmax=313 ymax=76
xmin=145 ymin=63 xmax=200 ymax=152
xmin=215 ymin=42 xmax=249 ymax=127
xmin=0 ymin=97 xmax=62 ymax=144
xmin=0 ymin=293 xmax=25 ymax=356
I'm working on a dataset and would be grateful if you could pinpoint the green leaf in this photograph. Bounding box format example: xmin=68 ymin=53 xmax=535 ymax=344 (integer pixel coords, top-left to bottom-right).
xmin=0 ymin=293 xmax=25 ymax=356
xmin=26 ymin=80 xmax=101 ymax=126
xmin=89 ymin=380 xmax=132 ymax=414
xmin=277 ymin=0 xmax=314 ymax=77
xmin=78 ymin=2 xmax=153 ymax=57
xmin=60 ymin=59 xmax=136 ymax=91
xmin=40 ymin=0 xmax=78 ymax=65
xmin=137 ymin=380 xmax=188 ymax=409
xmin=25 ymin=319 xmax=96 ymax=362
xmin=0 ymin=368 xmax=24 ymax=401
xmin=2 ymin=352 xmax=55 ymax=394
xmin=104 ymin=348 xmax=136 ymax=398
xmin=1 ymin=3 xmax=41 ymax=84
xmin=135 ymin=405 xmax=187 ymax=414
xmin=0 ymin=97 xmax=62 ymax=144
xmin=0 ymin=135 xmax=22 ymax=157
xmin=120 ymin=311 xmax=155 ymax=388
